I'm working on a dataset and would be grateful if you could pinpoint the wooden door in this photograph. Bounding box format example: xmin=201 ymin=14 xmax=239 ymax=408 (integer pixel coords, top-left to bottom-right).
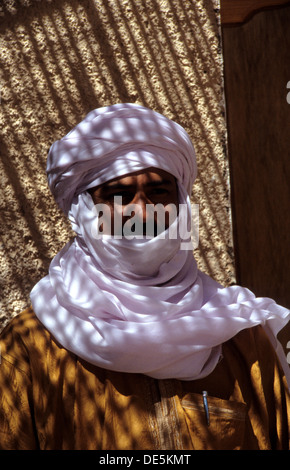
xmin=221 ymin=3 xmax=290 ymax=352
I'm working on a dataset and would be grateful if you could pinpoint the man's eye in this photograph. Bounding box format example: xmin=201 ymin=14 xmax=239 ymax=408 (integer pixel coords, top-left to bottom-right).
xmin=152 ymin=188 xmax=169 ymax=194
xmin=109 ymin=192 xmax=133 ymax=204
xmin=149 ymin=188 xmax=170 ymax=198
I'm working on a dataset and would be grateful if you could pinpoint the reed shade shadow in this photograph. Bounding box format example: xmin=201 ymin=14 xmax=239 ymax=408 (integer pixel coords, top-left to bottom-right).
xmin=0 ymin=0 xmax=232 ymax=329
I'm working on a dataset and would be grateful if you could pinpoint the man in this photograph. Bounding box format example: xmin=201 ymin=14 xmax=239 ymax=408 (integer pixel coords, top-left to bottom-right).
xmin=0 ymin=103 xmax=289 ymax=450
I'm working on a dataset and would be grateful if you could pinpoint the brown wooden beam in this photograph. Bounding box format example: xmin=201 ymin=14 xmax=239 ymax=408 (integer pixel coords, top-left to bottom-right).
xmin=220 ymin=0 xmax=290 ymax=24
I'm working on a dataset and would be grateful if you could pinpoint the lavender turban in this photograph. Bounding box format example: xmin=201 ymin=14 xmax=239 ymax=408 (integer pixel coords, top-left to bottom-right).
xmin=46 ymin=103 xmax=197 ymax=214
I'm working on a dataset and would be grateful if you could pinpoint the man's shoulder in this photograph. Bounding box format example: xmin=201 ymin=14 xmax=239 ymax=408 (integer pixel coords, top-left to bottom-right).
xmin=0 ymin=307 xmax=52 ymax=364
xmin=223 ymin=324 xmax=286 ymax=376
xmin=0 ymin=307 xmax=46 ymax=340
xmin=226 ymin=325 xmax=273 ymax=355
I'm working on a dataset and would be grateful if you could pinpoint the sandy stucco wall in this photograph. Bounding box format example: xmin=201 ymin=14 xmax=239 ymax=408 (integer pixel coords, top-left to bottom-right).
xmin=0 ymin=0 xmax=234 ymax=329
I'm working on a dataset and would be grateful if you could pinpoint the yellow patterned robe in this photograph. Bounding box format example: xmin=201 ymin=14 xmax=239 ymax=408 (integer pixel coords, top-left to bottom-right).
xmin=0 ymin=308 xmax=289 ymax=450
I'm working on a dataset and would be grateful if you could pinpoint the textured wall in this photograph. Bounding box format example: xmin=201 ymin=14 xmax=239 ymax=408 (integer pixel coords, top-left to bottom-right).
xmin=0 ymin=0 xmax=234 ymax=329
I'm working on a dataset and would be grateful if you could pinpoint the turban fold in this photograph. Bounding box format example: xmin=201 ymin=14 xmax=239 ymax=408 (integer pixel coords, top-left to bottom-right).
xmin=47 ymin=103 xmax=197 ymax=214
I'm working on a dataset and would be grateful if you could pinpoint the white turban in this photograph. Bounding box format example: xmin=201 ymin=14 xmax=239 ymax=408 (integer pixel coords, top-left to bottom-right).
xmin=46 ymin=103 xmax=197 ymax=214
xmin=31 ymin=103 xmax=290 ymax=385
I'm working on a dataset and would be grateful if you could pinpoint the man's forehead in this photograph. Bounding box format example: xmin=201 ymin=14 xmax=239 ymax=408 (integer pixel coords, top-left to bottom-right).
xmin=101 ymin=168 xmax=176 ymax=188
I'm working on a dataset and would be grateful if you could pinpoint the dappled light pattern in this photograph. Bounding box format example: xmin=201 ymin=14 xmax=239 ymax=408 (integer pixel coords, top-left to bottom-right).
xmin=0 ymin=308 xmax=289 ymax=449
xmin=0 ymin=0 xmax=234 ymax=327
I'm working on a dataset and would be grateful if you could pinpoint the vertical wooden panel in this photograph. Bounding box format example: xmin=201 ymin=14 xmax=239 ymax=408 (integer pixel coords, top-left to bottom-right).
xmin=223 ymin=8 xmax=290 ymax=311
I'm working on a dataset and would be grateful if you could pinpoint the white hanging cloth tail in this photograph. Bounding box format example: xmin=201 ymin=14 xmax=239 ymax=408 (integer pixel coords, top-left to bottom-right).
xmin=30 ymin=103 xmax=290 ymax=385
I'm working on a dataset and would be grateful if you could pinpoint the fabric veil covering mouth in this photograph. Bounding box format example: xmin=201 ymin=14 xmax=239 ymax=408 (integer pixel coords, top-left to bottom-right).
xmin=31 ymin=103 xmax=290 ymax=385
